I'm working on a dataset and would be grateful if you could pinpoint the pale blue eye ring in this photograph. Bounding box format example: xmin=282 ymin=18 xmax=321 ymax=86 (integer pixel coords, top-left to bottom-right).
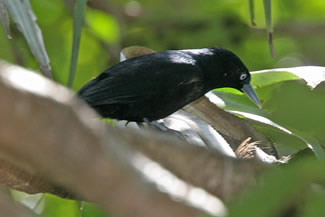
xmin=240 ymin=73 xmax=247 ymax=80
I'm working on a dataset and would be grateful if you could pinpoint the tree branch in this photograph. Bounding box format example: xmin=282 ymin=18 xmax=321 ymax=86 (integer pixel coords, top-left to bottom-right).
xmin=184 ymin=97 xmax=276 ymax=154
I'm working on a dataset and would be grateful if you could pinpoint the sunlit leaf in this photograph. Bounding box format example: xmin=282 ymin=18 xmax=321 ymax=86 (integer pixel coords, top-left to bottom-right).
xmin=11 ymin=191 xmax=44 ymax=214
xmin=253 ymin=66 xmax=325 ymax=89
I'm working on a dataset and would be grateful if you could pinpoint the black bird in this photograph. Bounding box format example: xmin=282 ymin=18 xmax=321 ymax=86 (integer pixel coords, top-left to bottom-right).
xmin=78 ymin=47 xmax=261 ymax=123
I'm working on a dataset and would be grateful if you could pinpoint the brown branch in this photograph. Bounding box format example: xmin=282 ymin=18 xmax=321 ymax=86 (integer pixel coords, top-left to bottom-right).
xmin=0 ymin=159 xmax=72 ymax=198
xmin=184 ymin=97 xmax=277 ymax=154
xmin=120 ymin=130 xmax=265 ymax=200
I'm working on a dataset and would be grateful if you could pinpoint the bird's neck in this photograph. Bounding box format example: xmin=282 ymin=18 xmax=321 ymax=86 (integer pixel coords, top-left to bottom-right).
xmin=195 ymin=54 xmax=226 ymax=90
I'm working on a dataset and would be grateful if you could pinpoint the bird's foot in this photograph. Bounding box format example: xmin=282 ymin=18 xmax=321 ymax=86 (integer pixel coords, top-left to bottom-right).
xmin=143 ymin=118 xmax=185 ymax=140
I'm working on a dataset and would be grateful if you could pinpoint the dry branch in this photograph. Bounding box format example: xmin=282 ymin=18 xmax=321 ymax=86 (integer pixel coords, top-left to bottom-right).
xmin=185 ymin=97 xmax=273 ymax=149
xmin=0 ymin=61 xmax=268 ymax=216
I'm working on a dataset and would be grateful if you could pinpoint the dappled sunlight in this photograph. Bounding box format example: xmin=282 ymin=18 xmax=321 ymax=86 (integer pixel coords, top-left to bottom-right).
xmin=253 ymin=66 xmax=325 ymax=89
xmin=0 ymin=62 xmax=72 ymax=103
xmin=230 ymin=110 xmax=292 ymax=135
xmin=131 ymin=152 xmax=227 ymax=216
xmin=205 ymin=91 xmax=226 ymax=107
xmin=166 ymin=110 xmax=236 ymax=157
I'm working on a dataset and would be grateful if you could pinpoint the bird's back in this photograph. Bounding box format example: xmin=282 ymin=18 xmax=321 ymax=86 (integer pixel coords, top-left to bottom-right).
xmin=78 ymin=50 xmax=206 ymax=121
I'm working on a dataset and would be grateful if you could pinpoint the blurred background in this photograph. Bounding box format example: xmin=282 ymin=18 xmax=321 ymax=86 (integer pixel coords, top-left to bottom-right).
xmin=1 ymin=0 xmax=325 ymax=91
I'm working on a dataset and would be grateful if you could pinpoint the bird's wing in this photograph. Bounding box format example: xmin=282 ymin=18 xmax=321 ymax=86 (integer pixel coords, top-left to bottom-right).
xmin=78 ymin=75 xmax=142 ymax=105
xmin=78 ymin=54 xmax=203 ymax=106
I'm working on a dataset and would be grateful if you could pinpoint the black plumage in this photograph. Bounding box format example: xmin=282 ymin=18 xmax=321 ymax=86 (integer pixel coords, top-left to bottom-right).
xmin=78 ymin=47 xmax=260 ymax=122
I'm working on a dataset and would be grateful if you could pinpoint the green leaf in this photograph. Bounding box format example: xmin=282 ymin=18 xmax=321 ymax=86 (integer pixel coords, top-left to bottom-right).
xmin=212 ymin=90 xmax=264 ymax=115
xmin=262 ymin=80 xmax=325 ymax=153
xmin=81 ymin=202 xmax=111 ymax=217
xmin=67 ymin=0 xmax=87 ymax=88
xmin=41 ymin=194 xmax=79 ymax=217
xmin=249 ymin=0 xmax=256 ymax=26
xmin=228 ymin=157 xmax=325 ymax=217
xmin=263 ymin=0 xmax=274 ymax=57
xmin=251 ymin=70 xmax=300 ymax=88
xmin=253 ymin=123 xmax=306 ymax=156
xmin=12 ymin=191 xmax=80 ymax=217
xmin=292 ymin=132 xmax=325 ymax=161
xmin=253 ymin=66 xmax=325 ymax=89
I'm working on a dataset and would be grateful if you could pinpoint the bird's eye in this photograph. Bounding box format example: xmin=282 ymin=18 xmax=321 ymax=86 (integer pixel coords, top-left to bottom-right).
xmin=239 ymin=73 xmax=247 ymax=81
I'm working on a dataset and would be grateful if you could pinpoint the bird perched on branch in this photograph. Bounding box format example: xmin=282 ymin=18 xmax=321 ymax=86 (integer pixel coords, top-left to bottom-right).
xmin=78 ymin=47 xmax=261 ymax=124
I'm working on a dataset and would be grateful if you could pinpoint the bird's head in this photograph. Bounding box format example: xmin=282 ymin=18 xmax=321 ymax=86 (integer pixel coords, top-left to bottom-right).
xmin=203 ymin=47 xmax=262 ymax=108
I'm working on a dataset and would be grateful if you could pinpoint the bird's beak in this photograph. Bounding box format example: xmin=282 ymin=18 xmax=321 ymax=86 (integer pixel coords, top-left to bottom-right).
xmin=241 ymin=83 xmax=262 ymax=108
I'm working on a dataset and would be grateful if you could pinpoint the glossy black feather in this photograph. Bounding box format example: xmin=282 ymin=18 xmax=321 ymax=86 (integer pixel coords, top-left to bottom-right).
xmin=78 ymin=47 xmax=250 ymax=121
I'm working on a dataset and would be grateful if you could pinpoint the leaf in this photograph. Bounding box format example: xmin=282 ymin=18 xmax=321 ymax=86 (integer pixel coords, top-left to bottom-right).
xmin=212 ymin=90 xmax=264 ymax=115
xmin=291 ymin=132 xmax=325 ymax=161
xmin=11 ymin=191 xmax=44 ymax=214
xmin=253 ymin=123 xmax=306 ymax=156
xmin=81 ymin=202 xmax=111 ymax=217
xmin=228 ymin=157 xmax=325 ymax=217
xmin=249 ymin=0 xmax=256 ymax=26
xmin=253 ymin=66 xmax=325 ymax=89
xmin=41 ymin=194 xmax=79 ymax=217
xmin=213 ymin=67 xmax=325 ymax=157
xmin=230 ymin=110 xmax=325 ymax=158
xmin=67 ymin=0 xmax=87 ymax=88
xmin=263 ymin=0 xmax=274 ymax=57
xmin=231 ymin=111 xmax=292 ymax=135
xmin=251 ymin=70 xmax=300 ymax=88
xmin=0 ymin=0 xmax=11 ymax=39
xmin=2 ymin=0 xmax=52 ymax=78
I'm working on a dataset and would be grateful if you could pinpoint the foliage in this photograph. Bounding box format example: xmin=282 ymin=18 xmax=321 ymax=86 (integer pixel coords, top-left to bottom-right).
xmin=0 ymin=0 xmax=325 ymax=217
xmin=228 ymin=156 xmax=325 ymax=217
xmin=214 ymin=67 xmax=325 ymax=158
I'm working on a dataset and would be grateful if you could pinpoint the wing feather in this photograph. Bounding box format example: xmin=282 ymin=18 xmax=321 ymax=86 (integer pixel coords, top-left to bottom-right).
xmin=78 ymin=51 xmax=203 ymax=106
